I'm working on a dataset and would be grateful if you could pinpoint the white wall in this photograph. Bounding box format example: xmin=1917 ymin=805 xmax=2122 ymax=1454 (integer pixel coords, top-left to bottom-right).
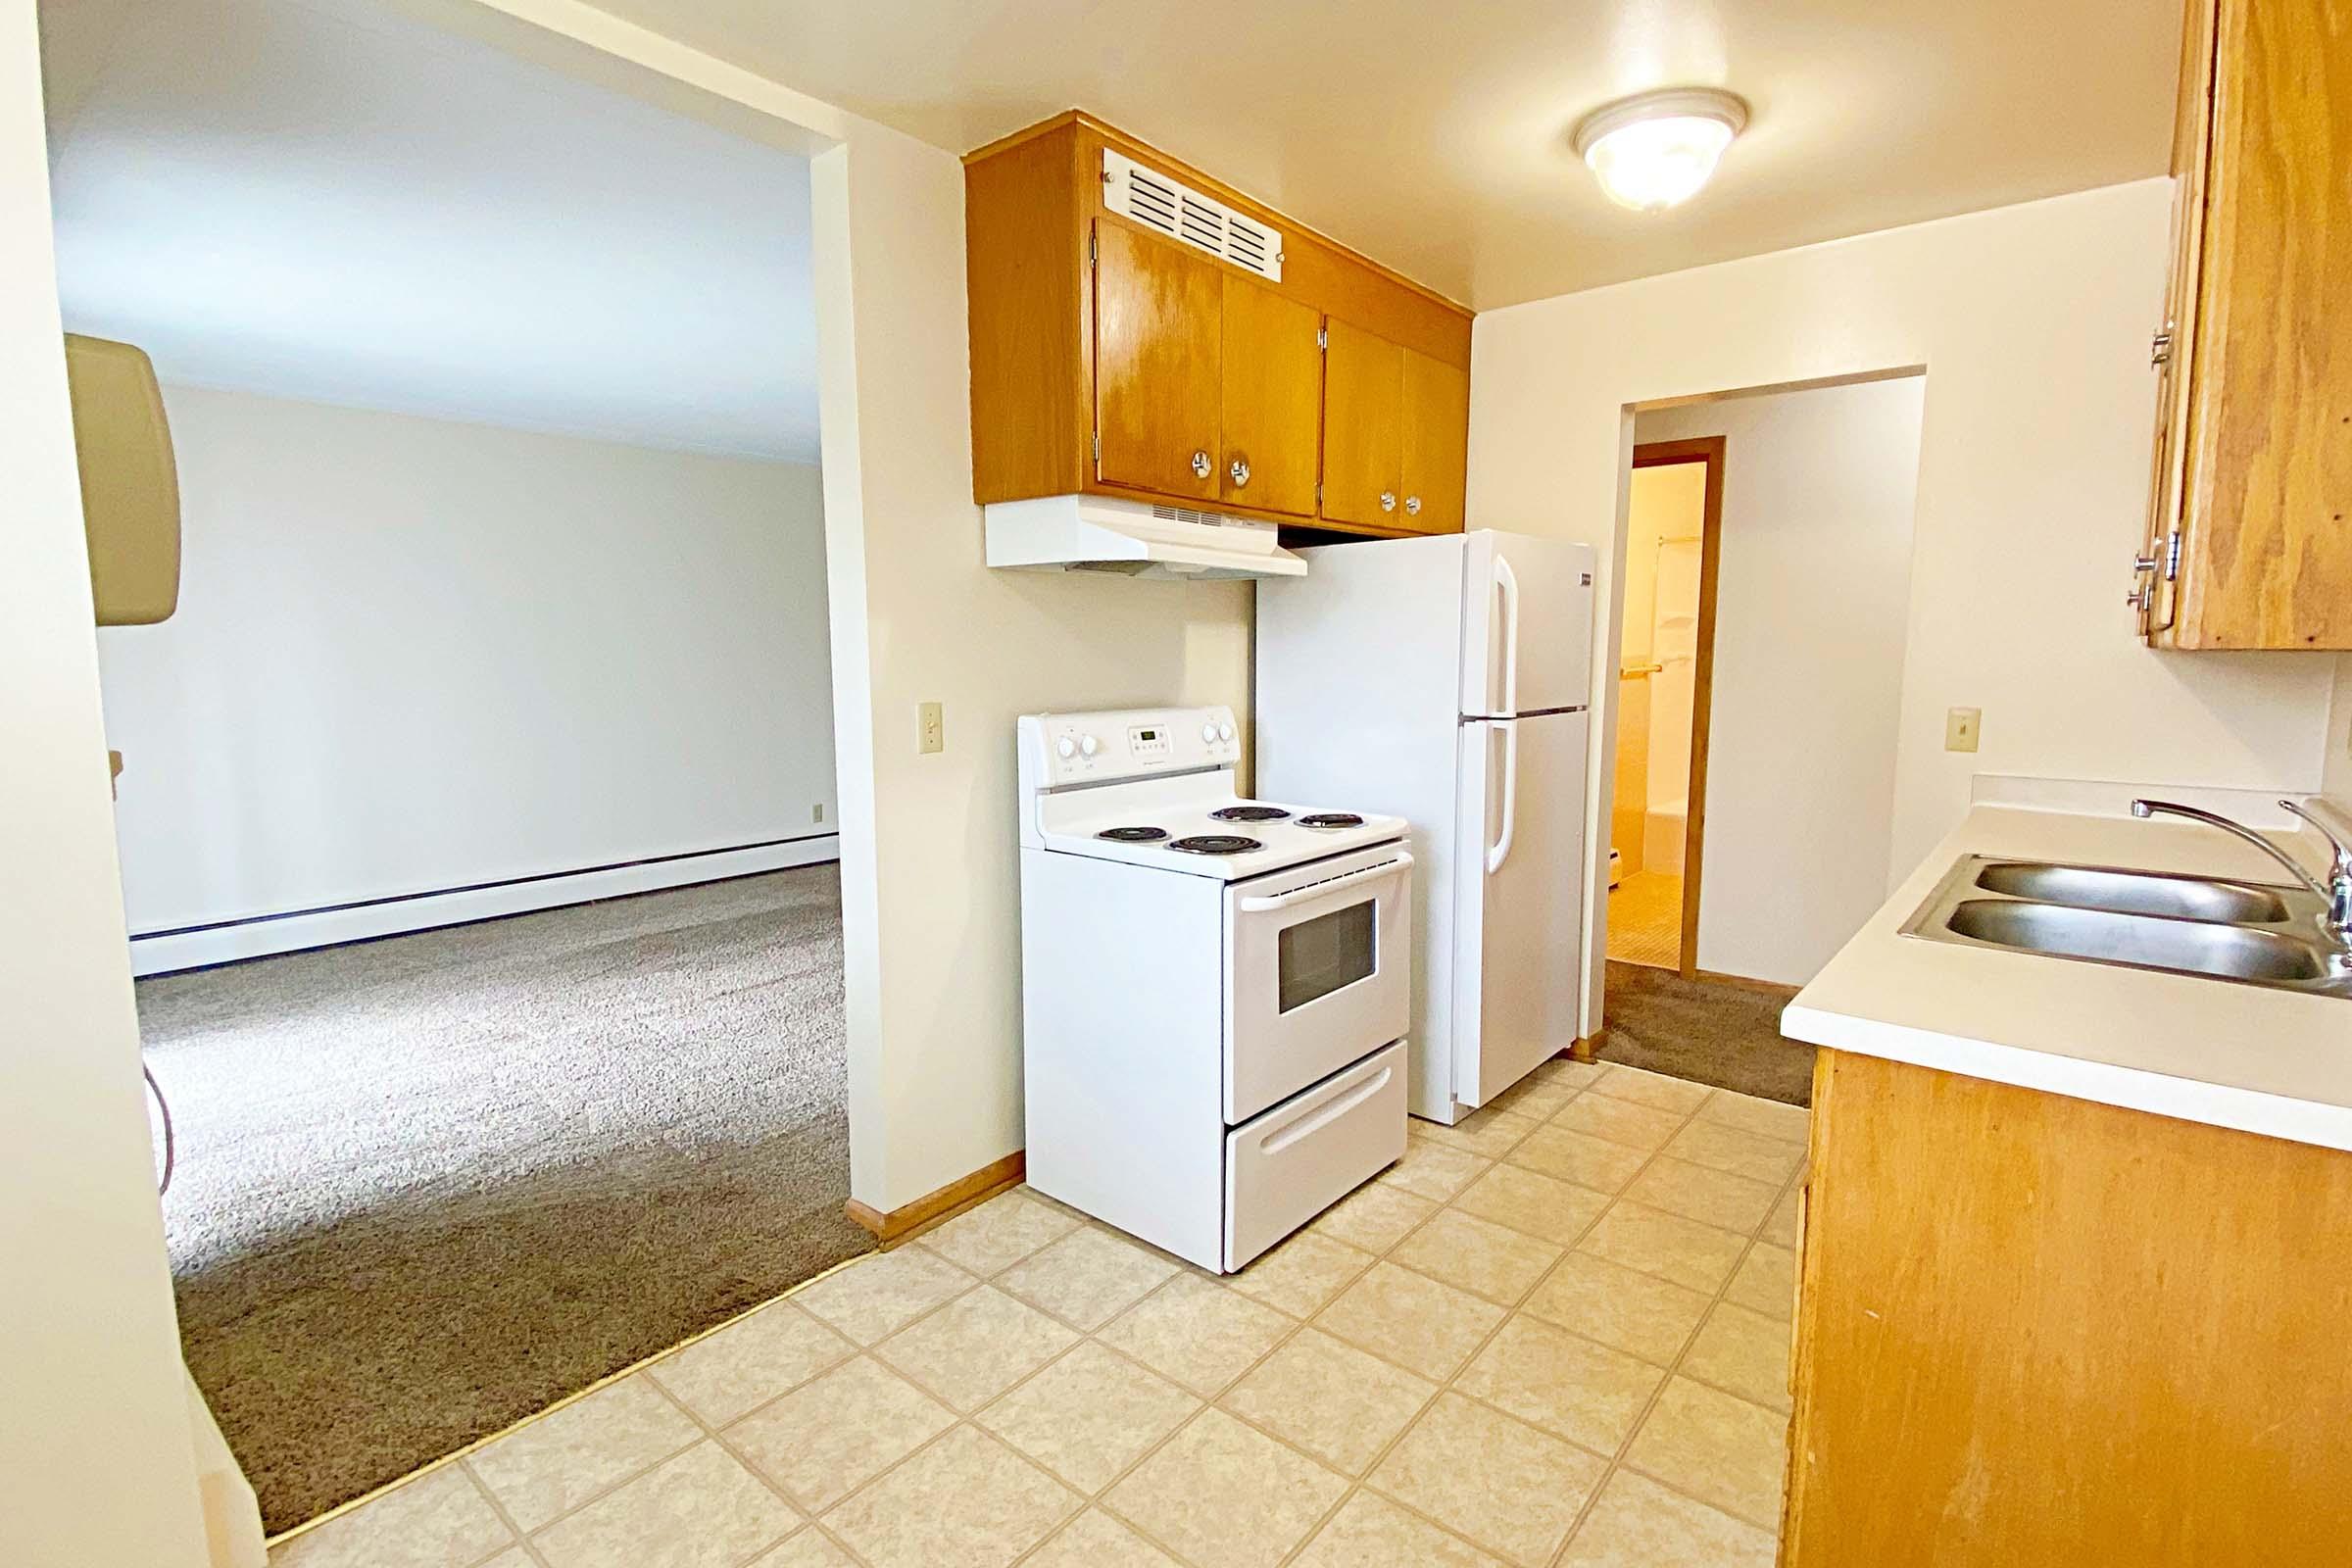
xmin=0 ymin=0 xmax=212 ymax=1557
xmin=94 ymin=385 xmax=836 ymax=947
xmin=2326 ymin=657 xmax=2352 ymax=809
xmin=1636 ymin=377 xmax=1927 ymax=985
xmin=436 ymin=0 xmax=1256 ymax=1215
xmin=807 ymin=127 xmax=1251 ymax=1212
xmin=1470 ymin=179 xmax=2344 ymax=1034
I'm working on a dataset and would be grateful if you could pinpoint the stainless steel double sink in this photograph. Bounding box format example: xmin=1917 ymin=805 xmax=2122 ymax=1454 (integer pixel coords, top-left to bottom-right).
xmin=1900 ymin=856 xmax=2352 ymax=998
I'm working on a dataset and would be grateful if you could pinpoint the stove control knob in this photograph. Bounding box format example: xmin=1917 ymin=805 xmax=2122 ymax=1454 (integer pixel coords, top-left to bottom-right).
xmin=1079 ymin=734 xmax=1100 ymax=758
xmin=1218 ymin=722 xmax=1236 ymax=743
xmin=1054 ymin=736 xmax=1076 ymax=760
xmin=1201 ymin=722 xmax=1219 ymax=744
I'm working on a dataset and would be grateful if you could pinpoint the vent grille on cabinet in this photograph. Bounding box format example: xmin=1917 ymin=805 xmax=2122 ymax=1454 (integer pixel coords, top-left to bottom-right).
xmin=1102 ymin=149 xmax=1284 ymax=282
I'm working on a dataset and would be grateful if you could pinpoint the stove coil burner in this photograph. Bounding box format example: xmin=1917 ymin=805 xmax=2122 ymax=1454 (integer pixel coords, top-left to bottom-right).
xmin=1096 ymin=825 xmax=1170 ymax=843
xmin=1297 ymin=812 xmax=1365 ymax=830
xmin=1211 ymin=805 xmax=1292 ymax=823
xmin=1168 ymin=834 xmax=1263 ymax=856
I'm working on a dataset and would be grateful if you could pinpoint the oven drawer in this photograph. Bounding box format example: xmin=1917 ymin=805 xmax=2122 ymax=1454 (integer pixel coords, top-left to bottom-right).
xmin=1223 ymin=1041 xmax=1406 ymax=1271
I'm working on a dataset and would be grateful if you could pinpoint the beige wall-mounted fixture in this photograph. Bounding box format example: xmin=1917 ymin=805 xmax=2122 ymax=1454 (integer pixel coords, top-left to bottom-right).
xmin=63 ymin=333 xmax=180 ymax=625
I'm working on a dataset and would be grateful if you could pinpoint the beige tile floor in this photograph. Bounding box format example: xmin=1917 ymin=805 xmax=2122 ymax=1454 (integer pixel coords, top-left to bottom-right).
xmin=270 ymin=1059 xmax=1808 ymax=1568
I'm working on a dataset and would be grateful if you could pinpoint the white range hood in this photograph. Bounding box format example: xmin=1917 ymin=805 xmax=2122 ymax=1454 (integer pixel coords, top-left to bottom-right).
xmin=984 ymin=495 xmax=1306 ymax=581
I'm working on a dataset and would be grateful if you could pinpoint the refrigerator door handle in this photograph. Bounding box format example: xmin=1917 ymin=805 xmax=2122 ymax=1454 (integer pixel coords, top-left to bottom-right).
xmin=1487 ymin=719 xmax=1519 ymax=873
xmin=1493 ymin=554 xmax=1522 ymax=716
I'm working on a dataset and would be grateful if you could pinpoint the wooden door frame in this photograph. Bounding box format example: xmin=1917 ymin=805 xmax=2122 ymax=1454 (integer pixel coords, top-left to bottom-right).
xmin=1627 ymin=437 xmax=1726 ymax=981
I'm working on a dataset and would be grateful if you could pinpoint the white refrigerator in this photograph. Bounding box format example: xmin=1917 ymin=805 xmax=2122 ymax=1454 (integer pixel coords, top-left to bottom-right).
xmin=1256 ymin=529 xmax=1594 ymax=1124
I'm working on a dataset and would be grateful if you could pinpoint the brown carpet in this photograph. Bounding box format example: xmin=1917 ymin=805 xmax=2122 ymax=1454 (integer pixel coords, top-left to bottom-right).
xmin=137 ymin=865 xmax=868 ymax=1534
xmin=1598 ymin=959 xmax=1816 ymax=1105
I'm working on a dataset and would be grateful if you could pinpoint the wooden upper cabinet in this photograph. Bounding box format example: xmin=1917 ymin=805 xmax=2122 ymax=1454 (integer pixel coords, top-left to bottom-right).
xmin=2138 ymin=0 xmax=2352 ymax=650
xmin=1319 ymin=323 xmax=1468 ymax=534
xmin=1094 ymin=220 xmax=1221 ymax=501
xmin=1321 ymin=318 xmax=1403 ymax=529
xmin=963 ymin=112 xmax=1472 ymax=536
xmin=1401 ymin=349 xmax=1470 ymax=532
xmin=1217 ymin=275 xmax=1322 ymax=516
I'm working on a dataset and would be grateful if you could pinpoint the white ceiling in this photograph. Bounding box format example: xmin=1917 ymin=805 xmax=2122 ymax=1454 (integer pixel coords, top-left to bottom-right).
xmin=579 ymin=0 xmax=2182 ymax=309
xmin=40 ymin=0 xmax=820 ymax=461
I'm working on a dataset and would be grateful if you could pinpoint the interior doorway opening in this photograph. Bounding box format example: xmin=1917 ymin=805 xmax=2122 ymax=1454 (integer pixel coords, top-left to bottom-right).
xmin=1608 ymin=438 xmax=1723 ymax=976
xmin=45 ymin=0 xmax=861 ymax=1533
xmin=1597 ymin=371 xmax=1928 ymax=1105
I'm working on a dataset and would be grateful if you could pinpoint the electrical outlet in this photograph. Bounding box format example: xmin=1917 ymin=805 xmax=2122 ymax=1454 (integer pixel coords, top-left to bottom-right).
xmin=1945 ymin=707 xmax=1982 ymax=754
xmin=917 ymin=701 xmax=945 ymax=755
xmin=812 ymin=802 xmax=825 ymax=823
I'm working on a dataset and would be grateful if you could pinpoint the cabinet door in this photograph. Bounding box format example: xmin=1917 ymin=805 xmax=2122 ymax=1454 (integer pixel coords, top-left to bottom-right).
xmin=1400 ymin=349 xmax=1470 ymax=533
xmin=1320 ymin=318 xmax=1403 ymax=528
xmin=2136 ymin=0 xmax=2219 ymax=641
xmin=1218 ymin=275 xmax=1322 ymax=516
xmin=1094 ymin=220 xmax=1221 ymax=501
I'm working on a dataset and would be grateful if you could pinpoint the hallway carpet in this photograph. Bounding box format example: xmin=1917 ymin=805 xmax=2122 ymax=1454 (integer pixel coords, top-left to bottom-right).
xmin=1598 ymin=959 xmax=1815 ymax=1106
xmin=137 ymin=865 xmax=867 ymax=1534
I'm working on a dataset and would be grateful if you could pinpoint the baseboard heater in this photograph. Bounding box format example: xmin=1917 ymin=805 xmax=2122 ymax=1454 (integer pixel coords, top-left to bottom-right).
xmin=127 ymin=833 xmax=840 ymax=977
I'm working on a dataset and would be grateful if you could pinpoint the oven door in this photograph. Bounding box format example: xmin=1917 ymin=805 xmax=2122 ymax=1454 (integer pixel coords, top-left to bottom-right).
xmin=1223 ymin=843 xmax=1413 ymax=1123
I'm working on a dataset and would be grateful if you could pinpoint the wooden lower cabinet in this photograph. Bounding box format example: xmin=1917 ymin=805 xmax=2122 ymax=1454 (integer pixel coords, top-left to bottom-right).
xmin=1785 ymin=1051 xmax=2352 ymax=1566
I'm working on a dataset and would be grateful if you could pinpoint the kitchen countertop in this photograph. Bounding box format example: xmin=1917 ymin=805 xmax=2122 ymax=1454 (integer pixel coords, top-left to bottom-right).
xmin=1783 ymin=804 xmax=2352 ymax=1152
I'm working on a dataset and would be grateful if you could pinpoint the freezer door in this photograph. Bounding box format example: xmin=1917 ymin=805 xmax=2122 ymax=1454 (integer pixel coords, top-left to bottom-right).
xmin=1459 ymin=531 xmax=1598 ymax=717
xmin=1450 ymin=710 xmax=1590 ymax=1107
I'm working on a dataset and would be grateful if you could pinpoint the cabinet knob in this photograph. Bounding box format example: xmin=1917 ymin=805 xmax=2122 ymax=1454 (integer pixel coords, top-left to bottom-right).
xmin=1229 ymin=456 xmax=1251 ymax=488
xmin=1379 ymin=491 xmax=1397 ymax=513
xmin=1191 ymin=450 xmax=1211 ymax=479
xmin=2126 ymin=586 xmax=2153 ymax=612
xmin=1404 ymin=496 xmax=1422 ymax=516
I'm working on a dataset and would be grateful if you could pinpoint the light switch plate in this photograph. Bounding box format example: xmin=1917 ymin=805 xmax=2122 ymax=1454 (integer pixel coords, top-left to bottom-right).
xmin=917 ymin=701 xmax=945 ymax=755
xmin=1945 ymin=707 xmax=1982 ymax=753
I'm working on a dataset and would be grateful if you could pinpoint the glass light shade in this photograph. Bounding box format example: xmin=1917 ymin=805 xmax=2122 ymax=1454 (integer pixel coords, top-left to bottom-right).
xmin=1573 ymin=89 xmax=1748 ymax=213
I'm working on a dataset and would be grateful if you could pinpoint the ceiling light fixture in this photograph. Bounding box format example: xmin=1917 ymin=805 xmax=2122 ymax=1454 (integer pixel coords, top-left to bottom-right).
xmin=1572 ymin=87 xmax=1749 ymax=212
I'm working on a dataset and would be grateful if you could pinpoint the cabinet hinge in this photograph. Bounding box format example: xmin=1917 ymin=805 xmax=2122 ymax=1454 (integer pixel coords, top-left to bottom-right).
xmin=1316 ymin=482 xmax=1323 ymax=507
xmin=1316 ymin=326 xmax=1328 ymax=352
xmin=1091 ymin=433 xmax=1101 ymax=466
xmin=1089 ymin=232 xmax=1098 ymax=269
xmin=2164 ymin=525 xmax=2182 ymax=581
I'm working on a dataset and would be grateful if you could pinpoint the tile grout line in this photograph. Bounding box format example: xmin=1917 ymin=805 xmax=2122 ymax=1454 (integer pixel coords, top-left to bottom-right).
xmin=261 ymin=1246 xmax=880 ymax=1551
xmin=273 ymin=1066 xmax=1801 ymax=1568
xmin=1540 ymin=1083 xmax=1809 ymax=1563
xmin=1604 ymin=1149 xmax=1807 ymax=1530
xmin=635 ymin=1357 xmax=872 ymax=1568
xmin=1261 ymin=1071 xmax=1631 ymax=1567
xmin=995 ymin=1125 xmax=1550 ymax=1565
xmin=1453 ymin=1065 xmax=1736 ymax=1565
xmin=451 ymin=1457 xmax=548 ymax=1568
xmin=457 ymin=1411 xmax=703 ymax=1557
xmin=1396 ymin=1065 xmax=1725 ymax=1567
xmin=794 ymin=1239 xmax=1231 ymax=1566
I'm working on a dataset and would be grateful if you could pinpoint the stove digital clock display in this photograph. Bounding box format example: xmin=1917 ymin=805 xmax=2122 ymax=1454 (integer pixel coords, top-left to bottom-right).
xmin=1127 ymin=724 xmax=1171 ymax=760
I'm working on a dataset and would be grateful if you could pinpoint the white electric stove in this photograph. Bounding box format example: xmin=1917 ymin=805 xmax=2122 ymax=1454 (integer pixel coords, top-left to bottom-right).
xmin=1017 ymin=705 xmax=1413 ymax=1271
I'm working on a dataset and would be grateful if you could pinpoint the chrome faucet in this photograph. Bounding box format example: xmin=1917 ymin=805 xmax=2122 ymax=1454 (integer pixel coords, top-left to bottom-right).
xmin=2129 ymin=797 xmax=2352 ymax=944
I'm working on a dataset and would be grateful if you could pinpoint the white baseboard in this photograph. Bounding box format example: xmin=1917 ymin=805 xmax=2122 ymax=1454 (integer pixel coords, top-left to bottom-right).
xmin=128 ymin=836 xmax=839 ymax=977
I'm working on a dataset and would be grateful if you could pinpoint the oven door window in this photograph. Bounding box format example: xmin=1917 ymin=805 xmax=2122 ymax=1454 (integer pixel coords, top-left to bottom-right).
xmin=1277 ymin=900 xmax=1377 ymax=1013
